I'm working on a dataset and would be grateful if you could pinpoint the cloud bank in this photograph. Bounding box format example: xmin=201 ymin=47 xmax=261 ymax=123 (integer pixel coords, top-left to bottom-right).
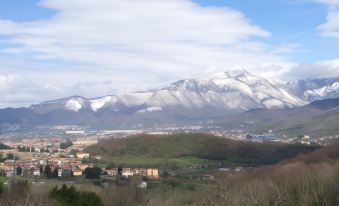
xmin=0 ymin=0 xmax=338 ymax=107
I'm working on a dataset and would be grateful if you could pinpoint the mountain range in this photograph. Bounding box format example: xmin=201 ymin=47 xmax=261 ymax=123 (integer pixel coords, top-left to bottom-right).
xmin=1 ymin=68 xmax=339 ymax=132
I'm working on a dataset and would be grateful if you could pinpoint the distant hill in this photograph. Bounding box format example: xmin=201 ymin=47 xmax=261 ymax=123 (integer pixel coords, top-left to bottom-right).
xmin=85 ymin=133 xmax=318 ymax=168
xmin=227 ymin=97 xmax=339 ymax=136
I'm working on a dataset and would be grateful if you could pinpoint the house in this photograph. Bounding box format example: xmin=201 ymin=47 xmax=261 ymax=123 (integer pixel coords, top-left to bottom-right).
xmin=218 ymin=168 xmax=230 ymax=172
xmin=72 ymin=169 xmax=82 ymax=176
xmin=76 ymin=153 xmax=90 ymax=159
xmin=123 ymin=168 xmax=131 ymax=172
xmin=58 ymin=168 xmax=72 ymax=177
xmin=33 ymin=169 xmax=40 ymax=176
xmin=133 ymin=168 xmax=147 ymax=176
xmin=147 ymin=168 xmax=159 ymax=178
xmin=39 ymin=160 xmax=48 ymax=166
xmin=234 ymin=167 xmax=244 ymax=172
xmin=79 ymin=164 xmax=89 ymax=170
xmin=106 ymin=169 xmax=118 ymax=176
xmin=122 ymin=171 xmax=134 ymax=178
xmin=202 ymin=175 xmax=215 ymax=181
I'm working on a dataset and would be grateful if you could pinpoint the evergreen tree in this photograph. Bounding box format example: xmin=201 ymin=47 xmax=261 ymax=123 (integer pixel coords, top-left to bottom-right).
xmin=84 ymin=167 xmax=102 ymax=179
xmin=44 ymin=165 xmax=52 ymax=178
xmin=52 ymin=168 xmax=59 ymax=178
xmin=39 ymin=165 xmax=44 ymax=174
xmin=16 ymin=166 xmax=22 ymax=176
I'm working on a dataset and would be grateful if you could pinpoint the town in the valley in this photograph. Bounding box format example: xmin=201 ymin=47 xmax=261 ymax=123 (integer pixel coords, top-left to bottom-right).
xmin=0 ymin=123 xmax=335 ymax=187
xmin=0 ymin=136 xmax=160 ymax=185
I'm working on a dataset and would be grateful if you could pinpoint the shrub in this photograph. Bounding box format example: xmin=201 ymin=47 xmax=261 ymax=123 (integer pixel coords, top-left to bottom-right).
xmin=50 ymin=184 xmax=103 ymax=206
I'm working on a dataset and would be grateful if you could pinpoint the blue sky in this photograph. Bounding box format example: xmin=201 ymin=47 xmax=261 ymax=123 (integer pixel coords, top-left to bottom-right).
xmin=0 ymin=0 xmax=336 ymax=62
xmin=0 ymin=0 xmax=339 ymax=107
xmin=195 ymin=0 xmax=338 ymax=63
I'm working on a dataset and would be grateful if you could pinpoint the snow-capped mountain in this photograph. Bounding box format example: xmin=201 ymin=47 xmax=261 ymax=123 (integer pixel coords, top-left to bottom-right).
xmin=3 ymin=68 xmax=329 ymax=129
xmin=286 ymin=77 xmax=339 ymax=102
xmin=31 ymin=68 xmax=305 ymax=115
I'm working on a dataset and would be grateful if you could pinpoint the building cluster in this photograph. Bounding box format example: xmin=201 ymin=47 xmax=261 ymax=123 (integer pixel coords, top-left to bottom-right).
xmin=0 ymin=149 xmax=92 ymax=178
xmin=0 ymin=137 xmax=98 ymax=177
xmin=0 ymin=137 xmax=160 ymax=180
xmin=106 ymin=168 xmax=159 ymax=178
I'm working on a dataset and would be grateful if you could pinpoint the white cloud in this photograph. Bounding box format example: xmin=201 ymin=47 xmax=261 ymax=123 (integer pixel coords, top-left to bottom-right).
xmin=312 ymin=0 xmax=339 ymax=5
xmin=0 ymin=74 xmax=59 ymax=108
xmin=282 ymin=58 xmax=339 ymax=79
xmin=318 ymin=10 xmax=339 ymax=38
xmin=0 ymin=73 xmax=147 ymax=108
xmin=312 ymin=0 xmax=339 ymax=38
xmin=0 ymin=0 xmax=300 ymax=107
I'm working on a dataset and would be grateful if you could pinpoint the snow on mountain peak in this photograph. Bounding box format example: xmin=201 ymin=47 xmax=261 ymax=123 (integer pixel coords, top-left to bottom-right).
xmin=65 ymin=99 xmax=83 ymax=112
xmin=90 ymin=96 xmax=117 ymax=112
xmin=39 ymin=68 xmax=307 ymax=114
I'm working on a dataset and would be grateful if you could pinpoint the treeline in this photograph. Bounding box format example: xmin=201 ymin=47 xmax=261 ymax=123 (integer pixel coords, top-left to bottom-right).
xmin=0 ymin=179 xmax=103 ymax=206
xmin=18 ymin=146 xmax=50 ymax=153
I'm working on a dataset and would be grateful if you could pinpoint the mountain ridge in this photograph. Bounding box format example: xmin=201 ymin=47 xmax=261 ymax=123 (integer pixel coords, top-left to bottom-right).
xmin=1 ymin=68 xmax=339 ymax=130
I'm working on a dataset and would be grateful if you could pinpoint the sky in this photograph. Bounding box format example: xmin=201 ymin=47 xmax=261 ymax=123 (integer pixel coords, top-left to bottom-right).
xmin=0 ymin=0 xmax=339 ymax=108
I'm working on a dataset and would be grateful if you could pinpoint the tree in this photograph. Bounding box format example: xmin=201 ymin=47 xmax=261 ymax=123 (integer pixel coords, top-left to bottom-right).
xmin=52 ymin=168 xmax=59 ymax=178
xmin=0 ymin=177 xmax=4 ymax=194
xmin=39 ymin=165 xmax=44 ymax=174
xmin=84 ymin=167 xmax=102 ymax=179
xmin=118 ymin=166 xmax=123 ymax=174
xmin=16 ymin=166 xmax=22 ymax=176
xmin=50 ymin=184 xmax=103 ymax=206
xmin=162 ymin=170 xmax=169 ymax=179
xmin=60 ymin=141 xmax=73 ymax=149
xmin=7 ymin=153 xmax=14 ymax=160
xmin=0 ymin=143 xmax=10 ymax=150
xmin=44 ymin=165 xmax=52 ymax=178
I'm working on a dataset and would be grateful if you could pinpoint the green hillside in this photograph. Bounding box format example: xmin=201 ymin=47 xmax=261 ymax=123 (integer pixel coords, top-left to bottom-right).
xmin=86 ymin=133 xmax=318 ymax=169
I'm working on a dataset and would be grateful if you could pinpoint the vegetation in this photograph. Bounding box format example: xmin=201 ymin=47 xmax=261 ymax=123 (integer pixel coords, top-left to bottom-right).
xmin=16 ymin=166 xmax=22 ymax=176
xmin=0 ymin=143 xmax=10 ymax=150
xmin=86 ymin=133 xmax=318 ymax=168
xmin=0 ymin=177 xmax=4 ymax=194
xmin=84 ymin=167 xmax=102 ymax=179
xmin=1 ymin=134 xmax=338 ymax=206
xmin=44 ymin=165 xmax=52 ymax=178
xmin=18 ymin=146 xmax=33 ymax=152
xmin=0 ymin=179 xmax=57 ymax=206
xmin=50 ymin=184 xmax=103 ymax=206
xmin=203 ymin=142 xmax=339 ymax=206
xmin=60 ymin=141 xmax=73 ymax=149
